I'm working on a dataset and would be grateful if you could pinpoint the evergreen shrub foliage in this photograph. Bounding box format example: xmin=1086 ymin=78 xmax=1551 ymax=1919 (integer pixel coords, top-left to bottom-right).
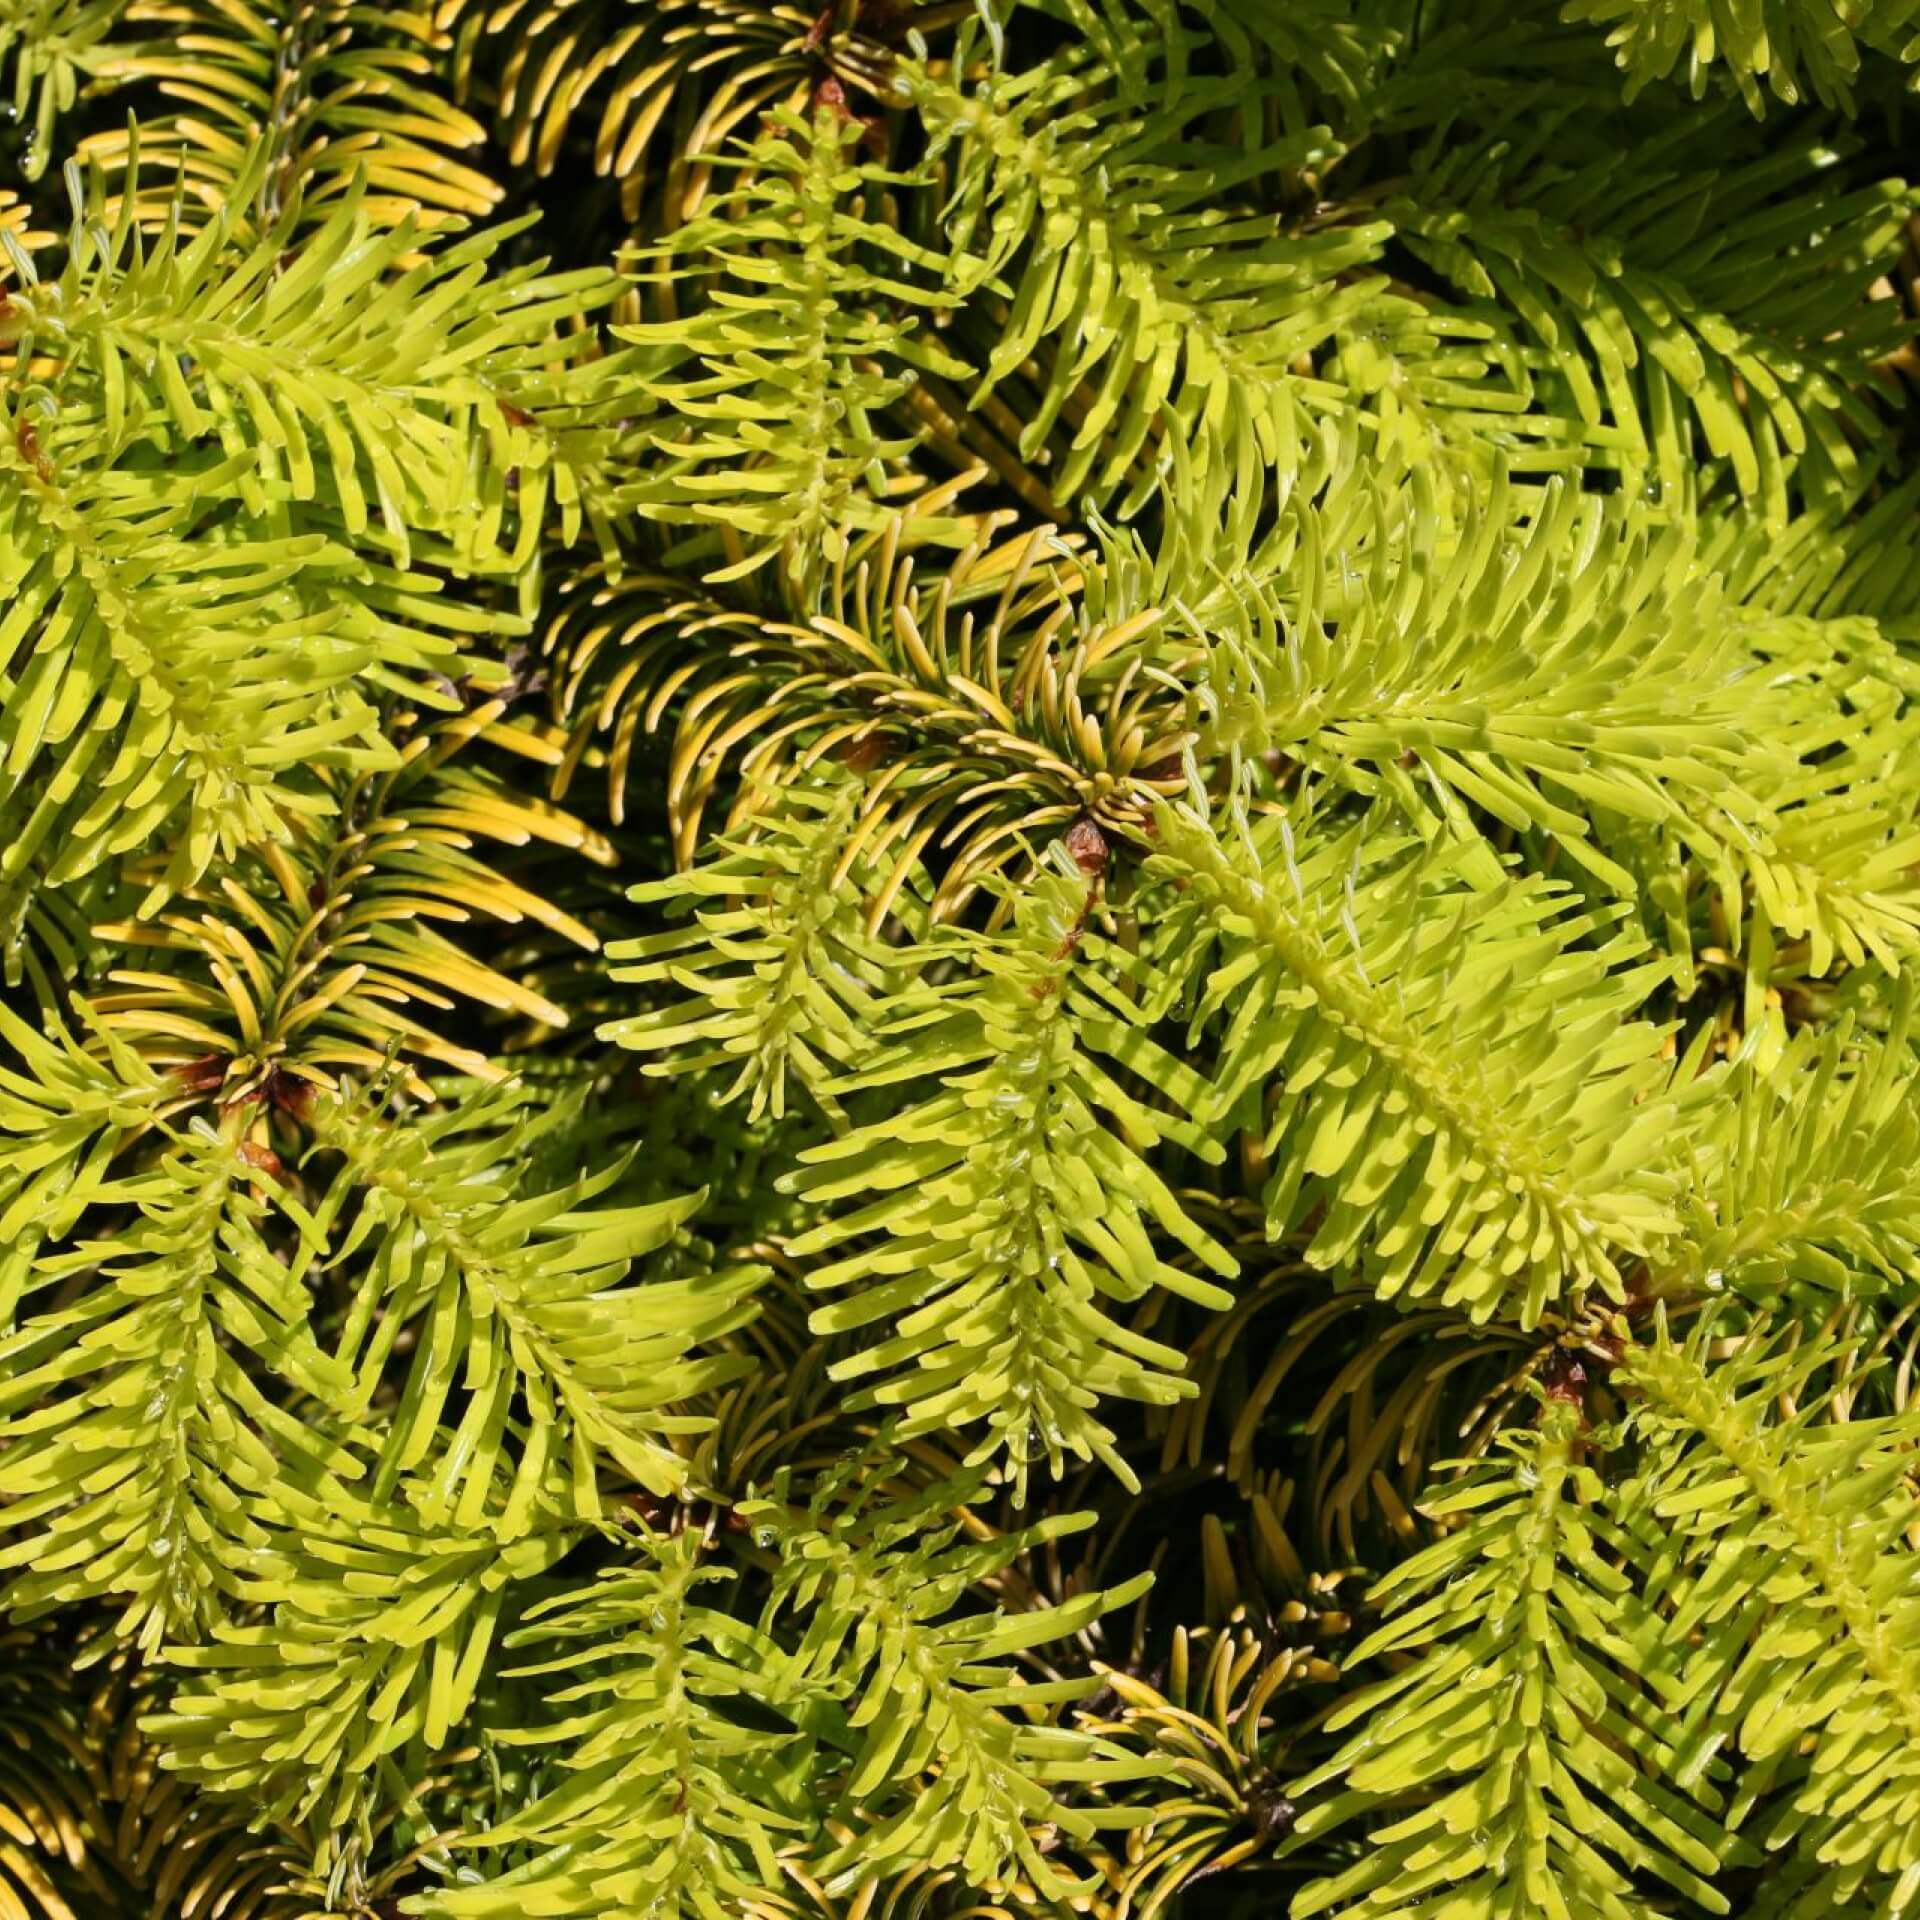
xmin=0 ymin=0 xmax=1918 ymax=1914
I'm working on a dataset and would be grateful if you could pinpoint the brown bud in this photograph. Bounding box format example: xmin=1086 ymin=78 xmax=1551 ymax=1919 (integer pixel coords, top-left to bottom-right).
xmin=621 ymin=1490 xmax=672 ymax=1528
xmin=238 ymin=1141 xmax=284 ymax=1180
xmin=266 ymin=1069 xmax=317 ymax=1121
xmin=15 ymin=418 xmax=51 ymax=485
xmin=1543 ymin=1349 xmax=1587 ymax=1408
xmin=1063 ymin=817 xmax=1108 ymax=877
xmin=1249 ymin=1789 xmax=1298 ymax=1842
xmin=836 ymin=731 xmax=889 ymax=773
xmin=174 ymin=1053 xmax=231 ymax=1095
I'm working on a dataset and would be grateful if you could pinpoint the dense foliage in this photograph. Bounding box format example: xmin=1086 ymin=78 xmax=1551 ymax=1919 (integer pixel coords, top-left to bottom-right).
xmin=0 ymin=0 xmax=1918 ymax=1914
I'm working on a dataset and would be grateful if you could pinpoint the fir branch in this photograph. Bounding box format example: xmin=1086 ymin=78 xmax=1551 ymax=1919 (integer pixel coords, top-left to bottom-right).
xmin=782 ymin=843 xmax=1236 ymax=1499
xmin=307 ymin=1081 xmax=764 ymax=1533
xmin=1152 ymin=797 xmax=1685 ymax=1325
xmin=1289 ymin=1402 xmax=1742 ymax=1920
